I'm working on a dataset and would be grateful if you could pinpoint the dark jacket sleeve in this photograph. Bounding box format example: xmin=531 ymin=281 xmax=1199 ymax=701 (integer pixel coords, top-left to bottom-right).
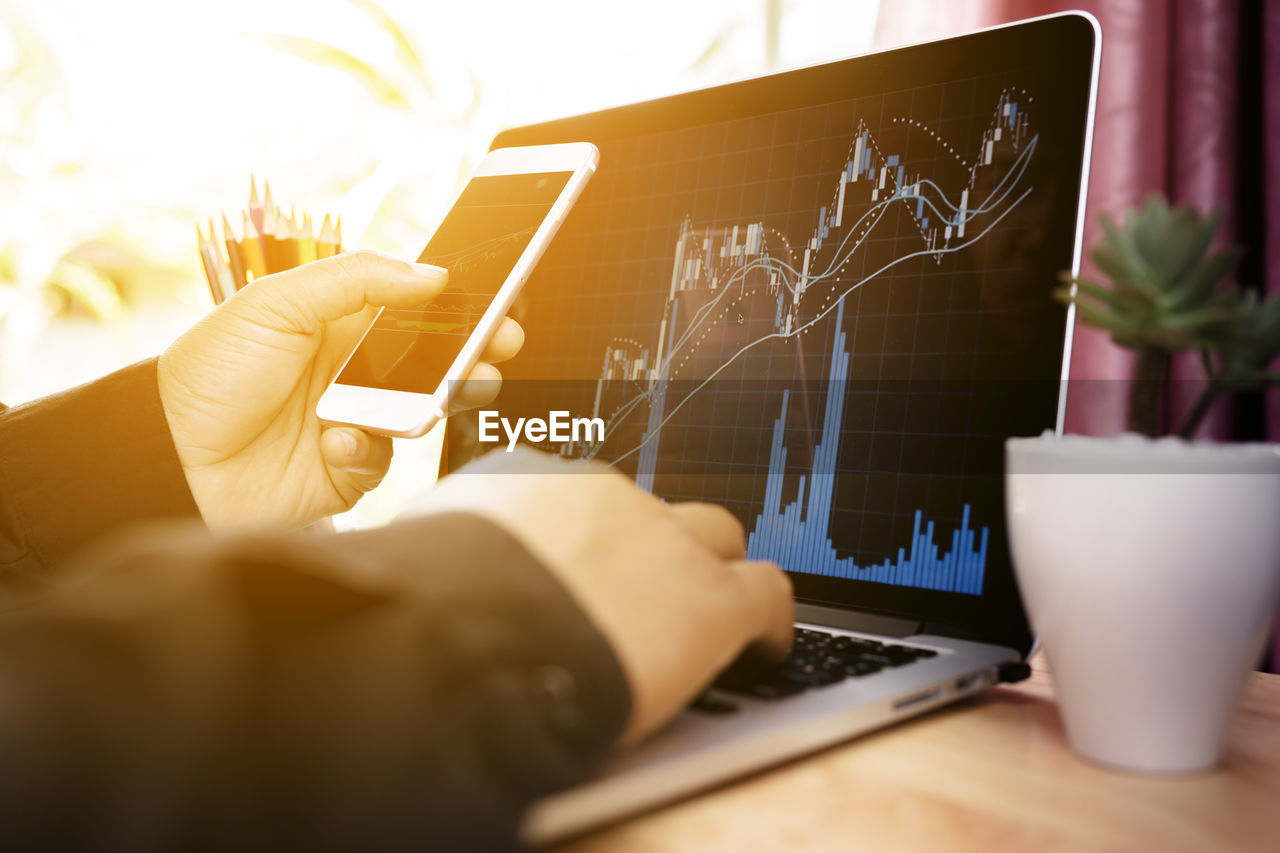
xmin=0 ymin=358 xmax=201 ymax=588
xmin=0 ymin=361 xmax=631 ymax=849
xmin=0 ymin=513 xmax=631 ymax=851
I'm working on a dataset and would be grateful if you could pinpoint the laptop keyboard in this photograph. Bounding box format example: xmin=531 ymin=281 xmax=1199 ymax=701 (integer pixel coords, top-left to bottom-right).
xmin=691 ymin=627 xmax=937 ymax=713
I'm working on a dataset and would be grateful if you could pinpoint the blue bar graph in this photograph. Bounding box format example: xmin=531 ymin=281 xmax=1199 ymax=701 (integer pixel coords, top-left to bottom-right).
xmin=745 ymin=300 xmax=989 ymax=595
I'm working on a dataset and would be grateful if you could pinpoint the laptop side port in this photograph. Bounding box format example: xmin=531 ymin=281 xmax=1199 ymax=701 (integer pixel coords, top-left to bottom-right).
xmin=892 ymin=688 xmax=943 ymax=711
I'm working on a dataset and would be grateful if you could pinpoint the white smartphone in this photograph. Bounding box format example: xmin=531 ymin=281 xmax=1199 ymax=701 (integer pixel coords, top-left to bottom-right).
xmin=316 ymin=142 xmax=599 ymax=437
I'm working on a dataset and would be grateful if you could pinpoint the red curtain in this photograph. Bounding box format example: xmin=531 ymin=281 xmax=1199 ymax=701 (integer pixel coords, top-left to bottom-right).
xmin=875 ymin=0 xmax=1280 ymax=667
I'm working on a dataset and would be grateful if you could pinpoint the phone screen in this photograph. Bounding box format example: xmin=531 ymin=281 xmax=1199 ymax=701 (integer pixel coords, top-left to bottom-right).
xmin=336 ymin=170 xmax=574 ymax=393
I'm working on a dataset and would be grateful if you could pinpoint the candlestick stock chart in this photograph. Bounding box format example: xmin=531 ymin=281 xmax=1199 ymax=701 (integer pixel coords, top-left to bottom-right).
xmin=490 ymin=77 xmax=1069 ymax=597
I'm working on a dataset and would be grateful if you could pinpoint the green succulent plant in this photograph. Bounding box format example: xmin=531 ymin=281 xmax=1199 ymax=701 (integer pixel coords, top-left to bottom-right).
xmin=1055 ymin=196 xmax=1280 ymax=438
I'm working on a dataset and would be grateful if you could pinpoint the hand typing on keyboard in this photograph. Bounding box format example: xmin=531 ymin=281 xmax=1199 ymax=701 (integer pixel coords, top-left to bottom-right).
xmin=694 ymin=628 xmax=938 ymax=710
xmin=422 ymin=448 xmax=795 ymax=744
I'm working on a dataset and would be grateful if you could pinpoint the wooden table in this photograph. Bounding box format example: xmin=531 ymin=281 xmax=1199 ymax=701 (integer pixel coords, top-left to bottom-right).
xmin=558 ymin=658 xmax=1280 ymax=852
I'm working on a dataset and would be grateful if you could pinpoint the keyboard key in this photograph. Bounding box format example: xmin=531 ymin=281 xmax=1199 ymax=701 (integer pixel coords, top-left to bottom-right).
xmin=858 ymin=652 xmax=912 ymax=668
xmin=786 ymin=668 xmax=845 ymax=687
xmin=843 ymin=661 xmax=882 ymax=677
xmin=700 ymin=628 xmax=939 ymax=704
xmin=742 ymin=679 xmax=807 ymax=700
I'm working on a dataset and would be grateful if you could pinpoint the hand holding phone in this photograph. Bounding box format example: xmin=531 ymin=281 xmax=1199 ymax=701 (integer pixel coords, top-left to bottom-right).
xmin=317 ymin=142 xmax=599 ymax=437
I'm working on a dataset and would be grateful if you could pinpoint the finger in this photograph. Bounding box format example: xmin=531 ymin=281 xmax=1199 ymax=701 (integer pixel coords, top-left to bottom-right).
xmin=480 ymin=317 xmax=525 ymax=364
xmin=320 ymin=426 xmax=394 ymax=486
xmin=242 ymin=251 xmax=448 ymax=334
xmin=733 ymin=560 xmax=795 ymax=661
xmin=447 ymin=362 xmax=503 ymax=414
xmin=668 ymin=502 xmax=747 ymax=560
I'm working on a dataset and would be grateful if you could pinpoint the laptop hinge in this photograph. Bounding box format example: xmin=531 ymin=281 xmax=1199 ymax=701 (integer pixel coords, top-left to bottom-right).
xmin=794 ymin=603 xmax=921 ymax=637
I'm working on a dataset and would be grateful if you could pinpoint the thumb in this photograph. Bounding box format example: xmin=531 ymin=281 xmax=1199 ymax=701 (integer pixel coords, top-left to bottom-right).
xmin=240 ymin=250 xmax=447 ymax=334
xmin=320 ymin=427 xmax=395 ymax=493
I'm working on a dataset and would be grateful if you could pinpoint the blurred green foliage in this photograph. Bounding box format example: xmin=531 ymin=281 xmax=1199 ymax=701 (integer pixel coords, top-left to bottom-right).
xmin=0 ymin=3 xmax=189 ymax=331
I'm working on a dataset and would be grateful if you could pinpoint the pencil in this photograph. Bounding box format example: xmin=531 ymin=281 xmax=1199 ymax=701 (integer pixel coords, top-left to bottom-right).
xmin=261 ymin=205 xmax=281 ymax=274
xmin=273 ymin=206 xmax=298 ymax=270
xmin=259 ymin=182 xmax=278 ymax=271
xmin=196 ymin=223 xmax=221 ymax=304
xmin=239 ymin=212 xmax=267 ymax=282
xmin=316 ymin=213 xmax=338 ymax=259
xmin=201 ymin=227 xmax=236 ymax=305
xmin=296 ymin=212 xmax=317 ymax=264
xmin=220 ymin=213 xmax=247 ymax=291
xmin=334 ymin=216 xmax=343 ymax=253
xmin=212 ymin=245 xmax=236 ymax=302
xmin=248 ymin=175 xmax=263 ymax=236
xmin=262 ymin=180 xmax=275 ymax=232
xmin=206 ymin=219 xmax=233 ymax=303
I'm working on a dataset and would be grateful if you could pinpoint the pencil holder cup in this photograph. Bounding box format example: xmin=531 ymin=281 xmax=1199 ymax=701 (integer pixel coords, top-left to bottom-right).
xmin=1005 ymin=434 xmax=1280 ymax=774
xmin=197 ymin=179 xmax=342 ymax=305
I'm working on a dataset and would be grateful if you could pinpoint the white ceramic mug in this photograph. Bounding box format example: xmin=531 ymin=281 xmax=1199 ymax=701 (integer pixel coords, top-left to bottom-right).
xmin=1005 ymin=434 xmax=1280 ymax=773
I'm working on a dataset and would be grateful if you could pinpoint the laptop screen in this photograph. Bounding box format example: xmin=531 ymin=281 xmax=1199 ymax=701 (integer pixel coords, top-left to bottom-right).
xmin=448 ymin=14 xmax=1098 ymax=652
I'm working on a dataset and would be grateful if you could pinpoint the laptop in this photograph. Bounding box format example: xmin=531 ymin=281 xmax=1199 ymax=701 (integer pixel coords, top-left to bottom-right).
xmin=441 ymin=12 xmax=1100 ymax=845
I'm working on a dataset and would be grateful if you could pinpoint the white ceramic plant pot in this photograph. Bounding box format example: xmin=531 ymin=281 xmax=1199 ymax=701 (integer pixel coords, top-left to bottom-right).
xmin=1006 ymin=434 xmax=1280 ymax=773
